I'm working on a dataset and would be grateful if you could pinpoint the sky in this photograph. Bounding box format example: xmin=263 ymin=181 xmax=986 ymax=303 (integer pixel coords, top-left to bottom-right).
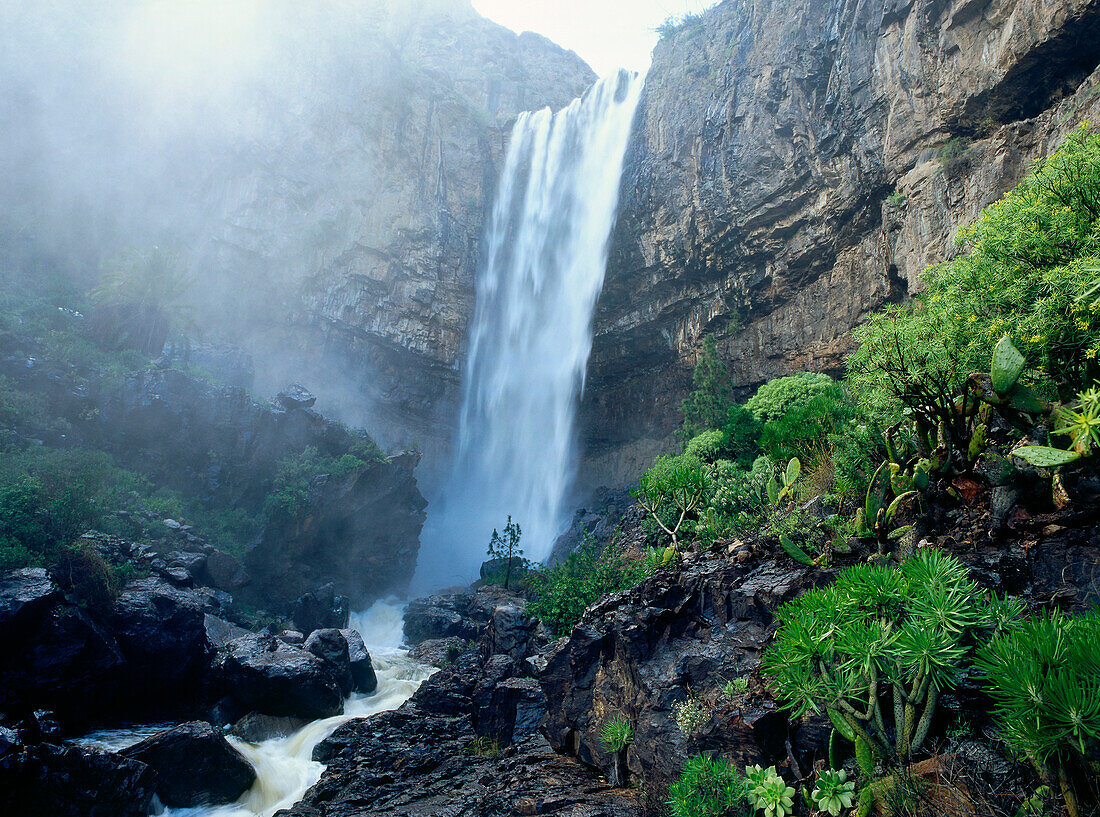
xmin=470 ymin=0 xmax=721 ymax=77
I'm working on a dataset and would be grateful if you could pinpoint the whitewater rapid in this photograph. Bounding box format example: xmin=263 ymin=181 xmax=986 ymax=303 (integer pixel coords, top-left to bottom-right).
xmin=416 ymin=70 xmax=645 ymax=589
xmin=78 ymin=600 xmax=433 ymax=817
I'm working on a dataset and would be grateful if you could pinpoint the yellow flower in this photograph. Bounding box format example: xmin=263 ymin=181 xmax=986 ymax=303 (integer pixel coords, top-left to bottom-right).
xmin=1078 ymin=319 xmax=1090 ymax=331
xmin=1088 ymin=349 xmax=1098 ymax=359
xmin=1030 ymin=335 xmax=1042 ymax=343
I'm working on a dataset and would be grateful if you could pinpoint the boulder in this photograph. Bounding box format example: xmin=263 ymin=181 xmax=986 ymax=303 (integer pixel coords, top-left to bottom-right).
xmin=277 ymin=383 xmax=317 ymax=410
xmin=340 ymin=628 xmax=378 ymax=694
xmin=0 ymin=568 xmax=63 ymax=630
xmin=109 ymin=578 xmax=213 ymax=712
xmin=217 ymin=633 xmax=344 ymax=719
xmin=204 ymin=614 xmax=249 ymax=649
xmin=403 ymin=585 xmax=520 ymax=646
xmin=121 ymin=721 xmax=256 ymax=808
xmin=408 ymin=636 xmax=468 ymax=668
xmin=202 ymin=550 xmax=249 ymax=591
xmin=291 ymin=583 xmax=349 ymax=635
xmin=230 ymin=712 xmax=306 ymax=742
xmin=1 ymin=742 xmax=155 ymax=817
xmin=304 ymin=628 xmax=354 ymax=697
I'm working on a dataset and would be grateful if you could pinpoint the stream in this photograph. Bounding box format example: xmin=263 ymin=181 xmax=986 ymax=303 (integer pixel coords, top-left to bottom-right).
xmin=75 ymin=600 xmax=434 ymax=817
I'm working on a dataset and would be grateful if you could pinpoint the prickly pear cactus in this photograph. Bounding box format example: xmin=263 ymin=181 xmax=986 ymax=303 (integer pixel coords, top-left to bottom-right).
xmin=991 ymin=335 xmax=1026 ymax=395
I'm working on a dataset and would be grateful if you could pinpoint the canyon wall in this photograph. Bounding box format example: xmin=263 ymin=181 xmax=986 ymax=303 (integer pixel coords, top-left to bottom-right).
xmin=578 ymin=0 xmax=1100 ymax=490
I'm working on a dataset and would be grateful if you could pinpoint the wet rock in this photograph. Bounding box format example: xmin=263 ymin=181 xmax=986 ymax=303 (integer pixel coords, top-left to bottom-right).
xmin=121 ymin=721 xmax=256 ymax=808
xmin=291 ymin=584 xmax=349 ymax=635
xmin=277 ymin=383 xmax=317 ymax=410
xmin=409 ymin=636 xmax=468 ymax=668
xmin=201 ymin=550 xmax=249 ymax=591
xmin=230 ymin=712 xmax=307 ymax=742
xmin=539 ymin=557 xmax=833 ymax=784
xmin=0 ymin=568 xmax=63 ymax=628
xmin=340 ymin=628 xmax=378 ymax=694
xmin=217 ymin=633 xmax=344 ymax=720
xmin=204 ymin=614 xmax=249 ymax=648
xmin=403 ymin=585 xmax=521 ymax=645
xmin=305 ymin=628 xmax=355 ymax=697
xmin=1 ymin=742 xmax=155 ymax=817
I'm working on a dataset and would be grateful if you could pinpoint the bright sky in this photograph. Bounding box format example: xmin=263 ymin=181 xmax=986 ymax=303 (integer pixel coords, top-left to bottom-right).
xmin=471 ymin=0 xmax=720 ymax=77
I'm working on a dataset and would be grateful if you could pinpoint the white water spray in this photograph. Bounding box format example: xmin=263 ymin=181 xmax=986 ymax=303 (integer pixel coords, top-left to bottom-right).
xmin=78 ymin=600 xmax=433 ymax=817
xmin=417 ymin=70 xmax=644 ymax=589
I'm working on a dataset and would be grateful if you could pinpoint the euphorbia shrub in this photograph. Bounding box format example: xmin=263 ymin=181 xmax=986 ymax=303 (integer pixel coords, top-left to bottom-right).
xmin=762 ymin=550 xmax=1022 ymax=761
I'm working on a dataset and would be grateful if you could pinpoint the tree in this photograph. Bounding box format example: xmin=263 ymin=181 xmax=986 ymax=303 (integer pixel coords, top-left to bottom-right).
xmin=632 ymin=454 xmax=710 ymax=547
xmin=680 ymin=335 xmax=734 ymax=440
xmin=486 ymin=516 xmax=524 ymax=589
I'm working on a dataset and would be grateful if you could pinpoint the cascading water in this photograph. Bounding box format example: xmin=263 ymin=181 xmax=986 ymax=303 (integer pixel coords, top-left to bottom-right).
xmin=77 ymin=600 xmax=433 ymax=817
xmin=416 ymin=70 xmax=644 ymax=589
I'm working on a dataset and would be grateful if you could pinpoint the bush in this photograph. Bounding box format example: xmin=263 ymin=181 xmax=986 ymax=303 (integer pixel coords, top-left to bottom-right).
xmin=978 ymin=610 xmax=1100 ymax=817
xmin=758 ymin=383 xmax=855 ymax=465
xmin=668 ymin=755 xmax=750 ymax=817
xmin=526 ymin=534 xmax=653 ymax=638
xmin=263 ymin=446 xmax=368 ymax=523
xmin=680 ymin=335 xmax=734 ymax=440
xmin=762 ymin=550 xmax=1023 ymax=761
xmin=52 ymin=541 xmax=118 ymax=612
xmin=745 ymin=373 xmax=838 ymax=424
xmin=719 ymin=404 xmax=761 ymax=467
xmin=685 ymin=429 xmax=724 ymax=462
xmin=849 ymin=125 xmax=1100 ymax=420
xmin=633 ymin=454 xmax=711 ymax=546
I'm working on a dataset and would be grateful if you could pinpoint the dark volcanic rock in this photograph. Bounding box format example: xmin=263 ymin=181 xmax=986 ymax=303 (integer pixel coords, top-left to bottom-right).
xmin=121 ymin=721 xmax=256 ymax=808
xmin=0 ymin=568 xmax=62 ymax=628
xmin=540 ymin=556 xmax=833 ymax=785
xmin=304 ymin=628 xmax=354 ymax=697
xmin=340 ymin=628 xmax=378 ymax=694
xmin=229 ymin=712 xmax=306 ymax=742
xmin=291 ymin=584 xmax=350 ymax=635
xmin=277 ymin=383 xmax=317 ymax=410
xmin=403 ymin=584 xmax=521 ymax=645
xmin=217 ymin=633 xmax=344 ymax=720
xmin=109 ymin=578 xmax=213 ymax=712
xmin=0 ymin=742 xmax=155 ymax=817
xmin=285 ymin=713 xmax=638 ymax=817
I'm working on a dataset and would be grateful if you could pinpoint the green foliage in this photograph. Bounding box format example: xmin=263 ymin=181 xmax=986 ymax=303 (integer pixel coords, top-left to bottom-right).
xmin=89 ymin=246 xmax=194 ymax=355
xmin=263 ymin=446 xmax=367 ymax=523
xmin=656 ymin=11 xmax=705 ymax=40
xmin=937 ymin=137 xmax=973 ymax=173
xmin=598 ymin=715 xmax=635 ymax=753
xmin=466 ymin=736 xmax=501 ymax=757
xmin=746 ymin=373 xmax=838 ymax=424
xmin=724 ymin=677 xmax=749 ymax=697
xmin=633 ymin=454 xmax=711 ymax=546
xmin=667 ymin=755 xmax=750 ymax=817
xmin=759 ymin=384 xmax=856 ymax=466
xmin=745 ymin=765 xmax=795 ymax=817
xmin=811 ymin=769 xmax=856 ymax=816
xmin=850 ymin=125 xmax=1100 ymax=421
xmin=977 ymin=610 xmax=1100 ymax=817
xmin=680 ymin=336 xmax=735 ymax=440
xmin=485 ymin=516 xmax=526 ymax=589
xmin=685 ymin=429 xmax=725 ymax=462
xmin=762 ymin=550 xmax=1024 ymax=761
xmin=766 ymin=457 xmax=801 ymax=506
xmin=719 ymin=404 xmax=762 ymax=467
xmin=525 ymin=533 xmax=652 ymax=638
xmin=53 ymin=541 xmax=118 ymax=612
xmin=886 ymin=189 xmax=907 ymax=208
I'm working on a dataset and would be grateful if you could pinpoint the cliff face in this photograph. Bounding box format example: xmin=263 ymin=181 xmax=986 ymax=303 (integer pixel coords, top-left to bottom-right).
xmin=579 ymin=0 xmax=1100 ymax=489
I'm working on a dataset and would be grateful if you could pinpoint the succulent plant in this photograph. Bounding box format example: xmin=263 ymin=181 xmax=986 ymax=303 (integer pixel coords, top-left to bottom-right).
xmin=745 ymin=765 xmax=795 ymax=817
xmin=598 ymin=715 xmax=634 ymax=753
xmin=811 ymin=769 xmax=856 ymax=816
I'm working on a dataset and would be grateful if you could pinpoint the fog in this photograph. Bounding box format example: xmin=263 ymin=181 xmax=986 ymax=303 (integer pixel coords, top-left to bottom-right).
xmin=0 ymin=0 xmax=469 ymax=440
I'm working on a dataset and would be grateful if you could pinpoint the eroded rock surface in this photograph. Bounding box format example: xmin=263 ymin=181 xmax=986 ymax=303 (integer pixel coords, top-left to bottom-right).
xmin=580 ymin=0 xmax=1100 ymax=488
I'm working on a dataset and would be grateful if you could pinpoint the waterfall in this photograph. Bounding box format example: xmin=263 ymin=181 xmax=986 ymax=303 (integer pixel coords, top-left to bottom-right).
xmin=416 ymin=70 xmax=644 ymax=589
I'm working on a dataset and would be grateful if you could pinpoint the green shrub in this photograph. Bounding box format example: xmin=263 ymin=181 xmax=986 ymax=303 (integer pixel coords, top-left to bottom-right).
xmin=977 ymin=610 xmax=1100 ymax=817
xmin=762 ymin=550 xmax=1023 ymax=761
xmin=263 ymin=446 xmax=367 ymax=523
xmin=598 ymin=715 xmax=635 ymax=753
xmin=52 ymin=541 xmax=118 ymax=612
xmin=633 ymin=454 xmax=711 ymax=547
xmin=849 ymin=125 xmax=1100 ymax=421
xmin=680 ymin=335 xmax=734 ymax=440
xmin=685 ymin=429 xmax=725 ymax=462
xmin=745 ymin=373 xmax=838 ymax=424
xmin=668 ymin=755 xmax=750 ymax=817
xmin=526 ymin=534 xmax=652 ymax=638
xmin=758 ymin=384 xmax=855 ymax=465
xmin=719 ymin=404 xmax=761 ymax=467
xmin=484 ymin=515 xmax=528 ymax=590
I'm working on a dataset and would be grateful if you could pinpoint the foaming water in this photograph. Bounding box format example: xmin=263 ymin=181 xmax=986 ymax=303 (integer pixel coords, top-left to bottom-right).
xmin=79 ymin=599 xmax=432 ymax=817
xmin=416 ymin=70 xmax=645 ymax=590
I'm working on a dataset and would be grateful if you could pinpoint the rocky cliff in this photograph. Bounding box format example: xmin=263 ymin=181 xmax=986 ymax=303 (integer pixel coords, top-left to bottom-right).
xmin=579 ymin=0 xmax=1100 ymax=489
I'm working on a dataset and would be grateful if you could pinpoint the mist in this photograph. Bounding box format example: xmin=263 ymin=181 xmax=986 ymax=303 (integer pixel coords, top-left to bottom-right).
xmin=0 ymin=0 xmax=495 ymax=448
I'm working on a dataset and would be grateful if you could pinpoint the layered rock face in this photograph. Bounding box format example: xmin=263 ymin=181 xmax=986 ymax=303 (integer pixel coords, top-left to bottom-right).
xmin=580 ymin=0 xmax=1100 ymax=489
